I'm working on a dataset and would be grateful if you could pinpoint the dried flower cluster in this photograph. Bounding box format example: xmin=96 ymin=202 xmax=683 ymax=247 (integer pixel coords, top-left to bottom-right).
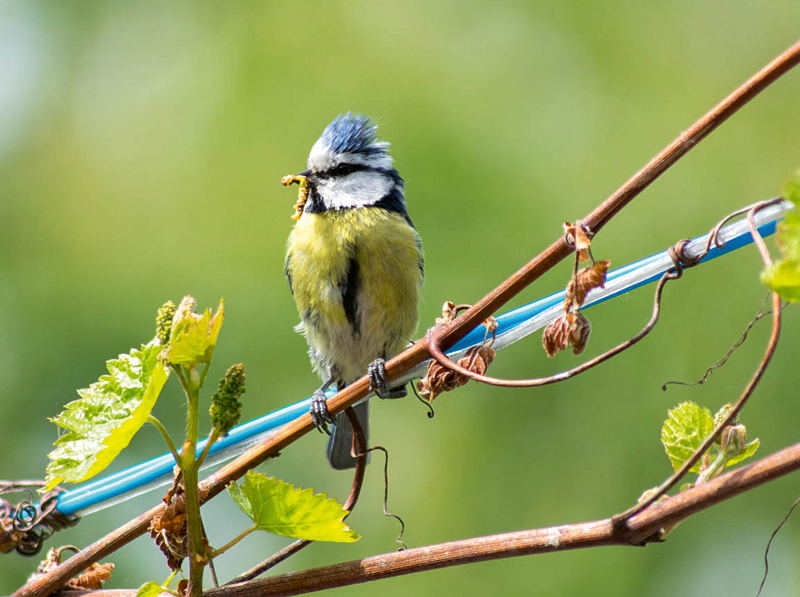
xmin=149 ymin=482 xmax=191 ymax=571
xmin=155 ymin=300 xmax=177 ymax=346
xmin=32 ymin=547 xmax=114 ymax=590
xmin=543 ymin=223 xmax=609 ymax=357
xmin=417 ymin=344 xmax=495 ymax=402
xmin=563 ymin=221 xmax=593 ymax=262
xmin=65 ymin=562 xmax=115 ymax=590
xmin=417 ymin=302 xmax=496 ymax=401
xmin=210 ymin=363 xmax=246 ymax=436
xmin=542 ymin=311 xmax=592 ymax=358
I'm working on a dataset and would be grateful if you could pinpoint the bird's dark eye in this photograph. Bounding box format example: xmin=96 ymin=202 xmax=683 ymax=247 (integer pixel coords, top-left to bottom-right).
xmin=328 ymin=163 xmax=358 ymax=177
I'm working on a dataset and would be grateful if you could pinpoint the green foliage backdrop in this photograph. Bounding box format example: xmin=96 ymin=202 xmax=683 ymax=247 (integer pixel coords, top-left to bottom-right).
xmin=1 ymin=1 xmax=799 ymax=594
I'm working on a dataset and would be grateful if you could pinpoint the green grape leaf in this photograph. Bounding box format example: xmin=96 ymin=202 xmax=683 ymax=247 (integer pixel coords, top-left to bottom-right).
xmin=661 ymin=401 xmax=714 ymax=473
xmin=762 ymin=172 xmax=800 ymax=301
xmin=136 ymin=582 xmax=165 ymax=597
xmin=782 ymin=170 xmax=800 ymax=215
xmin=776 ymin=210 xmax=800 ymax=262
xmin=761 ymin=255 xmax=800 ymax=302
xmin=165 ymin=297 xmax=224 ymax=366
xmin=228 ymin=471 xmax=359 ymax=543
xmin=725 ymin=437 xmax=760 ymax=467
xmin=45 ymin=342 xmax=169 ymax=490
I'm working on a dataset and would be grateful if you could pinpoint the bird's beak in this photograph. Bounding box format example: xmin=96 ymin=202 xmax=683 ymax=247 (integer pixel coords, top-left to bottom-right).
xmin=298 ymin=169 xmax=312 ymax=178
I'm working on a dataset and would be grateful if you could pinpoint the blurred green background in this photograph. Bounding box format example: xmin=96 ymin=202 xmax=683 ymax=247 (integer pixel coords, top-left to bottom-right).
xmin=1 ymin=1 xmax=799 ymax=594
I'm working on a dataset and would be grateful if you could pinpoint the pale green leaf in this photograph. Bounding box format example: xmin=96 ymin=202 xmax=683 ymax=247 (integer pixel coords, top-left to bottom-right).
xmin=166 ymin=297 xmax=224 ymax=366
xmin=775 ymin=210 xmax=800 ymax=262
xmin=228 ymin=471 xmax=359 ymax=543
xmin=661 ymin=401 xmax=714 ymax=473
xmin=45 ymin=342 xmax=169 ymax=490
xmin=136 ymin=582 xmax=166 ymax=597
xmin=781 ymin=171 xmax=800 ymax=215
xmin=761 ymin=172 xmax=800 ymax=301
xmin=725 ymin=438 xmax=760 ymax=467
xmin=761 ymin=258 xmax=800 ymax=302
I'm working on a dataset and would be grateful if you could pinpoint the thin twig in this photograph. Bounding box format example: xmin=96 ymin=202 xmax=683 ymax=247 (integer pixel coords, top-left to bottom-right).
xmin=14 ymin=38 xmax=800 ymax=597
xmin=755 ymin=494 xmax=800 ymax=597
xmin=360 ymin=445 xmax=406 ymax=549
xmin=662 ymin=293 xmax=775 ymax=390
xmin=614 ymin=204 xmax=781 ymax=523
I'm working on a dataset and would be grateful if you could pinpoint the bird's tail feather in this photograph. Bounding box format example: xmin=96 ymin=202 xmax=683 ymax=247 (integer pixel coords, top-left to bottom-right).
xmin=326 ymin=400 xmax=370 ymax=470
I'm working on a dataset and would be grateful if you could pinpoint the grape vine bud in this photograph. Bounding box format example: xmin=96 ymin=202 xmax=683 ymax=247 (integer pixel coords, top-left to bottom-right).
xmin=155 ymin=301 xmax=177 ymax=346
xmin=210 ymin=364 xmax=246 ymax=436
xmin=164 ymin=296 xmax=225 ymax=367
xmin=720 ymin=424 xmax=747 ymax=459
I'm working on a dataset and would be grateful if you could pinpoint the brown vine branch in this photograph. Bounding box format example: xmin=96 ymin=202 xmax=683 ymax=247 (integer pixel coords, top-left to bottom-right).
xmin=13 ymin=38 xmax=800 ymax=597
xmin=205 ymin=442 xmax=800 ymax=597
xmin=614 ymin=203 xmax=781 ymax=522
xmin=59 ymin=440 xmax=800 ymax=597
xmin=424 ymin=197 xmax=784 ymax=388
xmin=426 ymin=266 xmax=675 ymax=387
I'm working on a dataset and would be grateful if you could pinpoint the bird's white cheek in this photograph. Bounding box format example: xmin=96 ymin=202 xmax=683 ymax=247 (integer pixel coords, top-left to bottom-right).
xmin=318 ymin=172 xmax=392 ymax=210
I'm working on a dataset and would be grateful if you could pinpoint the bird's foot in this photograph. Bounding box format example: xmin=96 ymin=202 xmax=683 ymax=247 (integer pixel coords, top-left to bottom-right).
xmin=310 ymin=389 xmax=334 ymax=435
xmin=368 ymin=358 xmax=407 ymax=400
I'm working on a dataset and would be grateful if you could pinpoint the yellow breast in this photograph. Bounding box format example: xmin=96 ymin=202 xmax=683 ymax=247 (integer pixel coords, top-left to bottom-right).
xmin=286 ymin=208 xmax=423 ymax=382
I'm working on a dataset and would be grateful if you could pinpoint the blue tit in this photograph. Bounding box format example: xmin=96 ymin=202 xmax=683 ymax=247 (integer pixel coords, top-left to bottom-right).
xmin=284 ymin=113 xmax=424 ymax=469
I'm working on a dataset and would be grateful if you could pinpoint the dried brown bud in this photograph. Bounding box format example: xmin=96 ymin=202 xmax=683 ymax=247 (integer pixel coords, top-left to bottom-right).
xmin=542 ymin=312 xmax=592 ymax=357
xmin=31 ymin=546 xmax=113 ymax=590
xmin=543 ymin=314 xmax=570 ymax=358
xmin=417 ymin=345 xmax=495 ymax=402
xmin=458 ymin=345 xmax=495 ymax=376
xmin=482 ymin=315 xmax=499 ymax=336
xmin=568 ymin=311 xmax=591 ymax=355
xmin=564 ymin=221 xmax=592 ymax=262
xmin=416 ymin=360 xmax=465 ymax=402
xmin=150 ymin=482 xmax=193 ymax=570
xmin=568 ymin=260 xmax=610 ymax=306
xmin=65 ymin=562 xmax=115 ymax=590
xmin=416 ymin=375 xmax=434 ymax=401
xmin=436 ymin=301 xmax=458 ymax=326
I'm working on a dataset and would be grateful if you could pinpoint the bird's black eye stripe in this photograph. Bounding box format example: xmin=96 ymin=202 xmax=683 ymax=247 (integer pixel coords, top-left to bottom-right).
xmin=327 ymin=163 xmax=362 ymax=177
xmin=317 ymin=163 xmax=403 ymax=184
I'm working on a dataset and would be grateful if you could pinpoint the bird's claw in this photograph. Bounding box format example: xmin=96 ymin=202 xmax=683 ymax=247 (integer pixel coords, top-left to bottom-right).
xmin=368 ymin=358 xmax=407 ymax=400
xmin=310 ymin=389 xmax=334 ymax=435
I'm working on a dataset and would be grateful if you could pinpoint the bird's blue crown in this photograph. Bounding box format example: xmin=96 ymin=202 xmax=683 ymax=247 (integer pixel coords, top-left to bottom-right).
xmin=319 ymin=113 xmax=387 ymax=157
